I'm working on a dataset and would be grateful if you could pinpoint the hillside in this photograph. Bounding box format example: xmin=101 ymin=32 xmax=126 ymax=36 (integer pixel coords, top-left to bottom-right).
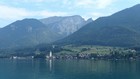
xmin=55 ymin=4 xmax=140 ymax=47
xmin=40 ymin=15 xmax=88 ymax=38
xmin=0 ymin=19 xmax=60 ymax=49
xmin=0 ymin=15 xmax=88 ymax=49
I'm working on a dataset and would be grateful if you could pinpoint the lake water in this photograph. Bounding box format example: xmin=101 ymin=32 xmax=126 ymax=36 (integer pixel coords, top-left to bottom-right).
xmin=0 ymin=59 xmax=140 ymax=79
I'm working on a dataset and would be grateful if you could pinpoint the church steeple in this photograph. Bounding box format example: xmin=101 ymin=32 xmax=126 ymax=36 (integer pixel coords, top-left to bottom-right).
xmin=49 ymin=51 xmax=52 ymax=57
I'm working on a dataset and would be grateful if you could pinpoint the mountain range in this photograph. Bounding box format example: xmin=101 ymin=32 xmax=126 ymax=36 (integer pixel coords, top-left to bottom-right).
xmin=0 ymin=15 xmax=89 ymax=49
xmin=40 ymin=15 xmax=92 ymax=38
xmin=1 ymin=4 xmax=140 ymax=49
xmin=56 ymin=4 xmax=140 ymax=47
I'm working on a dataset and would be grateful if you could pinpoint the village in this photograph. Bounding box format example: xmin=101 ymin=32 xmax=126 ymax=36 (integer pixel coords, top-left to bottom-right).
xmin=9 ymin=50 xmax=140 ymax=60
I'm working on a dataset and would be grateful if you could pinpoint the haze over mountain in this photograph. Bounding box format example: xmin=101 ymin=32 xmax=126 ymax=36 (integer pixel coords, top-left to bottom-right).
xmin=0 ymin=15 xmax=87 ymax=49
xmin=56 ymin=4 xmax=140 ymax=47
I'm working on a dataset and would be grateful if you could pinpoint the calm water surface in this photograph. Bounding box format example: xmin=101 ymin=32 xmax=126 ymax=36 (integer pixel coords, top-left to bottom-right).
xmin=0 ymin=59 xmax=140 ymax=79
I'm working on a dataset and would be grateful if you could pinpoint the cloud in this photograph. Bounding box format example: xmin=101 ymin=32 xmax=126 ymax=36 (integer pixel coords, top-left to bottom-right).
xmin=76 ymin=0 xmax=95 ymax=7
xmin=39 ymin=11 xmax=68 ymax=17
xmin=0 ymin=4 xmax=33 ymax=27
xmin=0 ymin=4 xmax=69 ymax=21
xmin=13 ymin=0 xmax=46 ymax=3
xmin=81 ymin=12 xmax=104 ymax=20
xmin=89 ymin=12 xmax=106 ymax=20
xmin=0 ymin=5 xmax=31 ymax=20
xmin=0 ymin=4 xmax=70 ymax=27
xmin=62 ymin=0 xmax=72 ymax=5
xmin=0 ymin=0 xmax=116 ymax=27
xmin=75 ymin=0 xmax=115 ymax=9
xmin=96 ymin=0 xmax=115 ymax=9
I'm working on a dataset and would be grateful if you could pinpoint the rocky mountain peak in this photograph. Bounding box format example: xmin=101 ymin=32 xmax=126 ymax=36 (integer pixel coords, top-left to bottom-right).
xmin=40 ymin=15 xmax=86 ymax=36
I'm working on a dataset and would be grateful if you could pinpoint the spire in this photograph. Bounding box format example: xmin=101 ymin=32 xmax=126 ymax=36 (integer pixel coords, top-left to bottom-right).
xmin=50 ymin=51 xmax=52 ymax=57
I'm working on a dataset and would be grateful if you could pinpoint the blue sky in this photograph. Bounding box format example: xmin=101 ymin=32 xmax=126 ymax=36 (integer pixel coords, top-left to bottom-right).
xmin=0 ymin=0 xmax=140 ymax=27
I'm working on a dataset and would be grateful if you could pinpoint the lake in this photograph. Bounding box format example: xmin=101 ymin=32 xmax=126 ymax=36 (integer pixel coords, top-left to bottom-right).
xmin=0 ymin=59 xmax=140 ymax=79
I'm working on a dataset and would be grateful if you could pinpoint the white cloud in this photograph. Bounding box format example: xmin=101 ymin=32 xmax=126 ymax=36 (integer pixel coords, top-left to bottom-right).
xmin=38 ymin=10 xmax=68 ymax=17
xmin=74 ymin=0 xmax=95 ymax=8
xmin=0 ymin=4 xmax=69 ymax=20
xmin=77 ymin=0 xmax=95 ymax=6
xmin=0 ymin=0 xmax=116 ymax=27
xmin=62 ymin=0 xmax=72 ymax=5
xmin=89 ymin=12 xmax=105 ymax=20
xmin=75 ymin=0 xmax=115 ymax=9
xmin=81 ymin=12 xmax=104 ymax=20
xmin=0 ymin=4 xmax=69 ymax=24
xmin=13 ymin=0 xmax=46 ymax=3
xmin=96 ymin=0 xmax=115 ymax=9
xmin=0 ymin=5 xmax=31 ymax=20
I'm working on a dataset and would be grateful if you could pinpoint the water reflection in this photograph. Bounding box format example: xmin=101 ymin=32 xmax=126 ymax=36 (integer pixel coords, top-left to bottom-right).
xmin=49 ymin=59 xmax=52 ymax=72
xmin=52 ymin=60 xmax=140 ymax=79
xmin=0 ymin=59 xmax=140 ymax=79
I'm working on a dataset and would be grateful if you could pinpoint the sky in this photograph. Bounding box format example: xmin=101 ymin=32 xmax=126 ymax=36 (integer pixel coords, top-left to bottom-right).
xmin=0 ymin=0 xmax=140 ymax=27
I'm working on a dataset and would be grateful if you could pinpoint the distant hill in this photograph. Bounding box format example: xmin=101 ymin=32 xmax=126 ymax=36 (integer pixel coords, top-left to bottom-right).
xmin=0 ymin=19 xmax=60 ymax=49
xmin=55 ymin=4 xmax=140 ymax=47
xmin=0 ymin=15 xmax=88 ymax=49
xmin=40 ymin=15 xmax=91 ymax=38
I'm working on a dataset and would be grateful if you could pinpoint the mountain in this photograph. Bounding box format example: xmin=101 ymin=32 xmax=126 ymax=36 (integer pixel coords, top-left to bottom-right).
xmin=55 ymin=4 xmax=140 ymax=47
xmin=40 ymin=15 xmax=87 ymax=38
xmin=0 ymin=19 xmax=60 ymax=49
xmin=0 ymin=15 xmax=88 ymax=49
